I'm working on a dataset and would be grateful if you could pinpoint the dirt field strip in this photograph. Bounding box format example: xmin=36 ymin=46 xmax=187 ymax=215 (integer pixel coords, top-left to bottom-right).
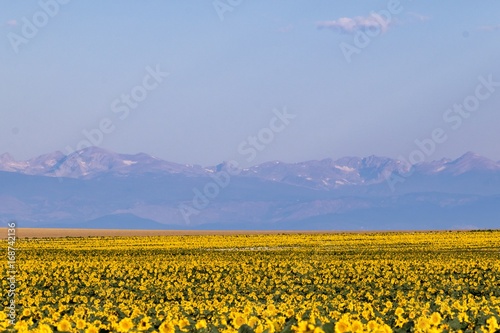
xmin=0 ymin=228 xmax=480 ymax=239
xmin=1 ymin=228 xmax=344 ymax=238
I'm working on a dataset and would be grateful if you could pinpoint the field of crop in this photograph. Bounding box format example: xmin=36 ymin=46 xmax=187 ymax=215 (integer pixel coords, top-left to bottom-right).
xmin=2 ymin=231 xmax=500 ymax=333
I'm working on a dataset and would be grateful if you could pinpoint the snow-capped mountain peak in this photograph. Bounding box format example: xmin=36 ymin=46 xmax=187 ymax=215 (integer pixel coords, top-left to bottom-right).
xmin=443 ymin=152 xmax=499 ymax=175
xmin=1 ymin=148 xmax=499 ymax=187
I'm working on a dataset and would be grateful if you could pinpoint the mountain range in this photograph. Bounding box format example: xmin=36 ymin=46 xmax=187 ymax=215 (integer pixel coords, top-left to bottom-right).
xmin=1 ymin=147 xmax=499 ymax=230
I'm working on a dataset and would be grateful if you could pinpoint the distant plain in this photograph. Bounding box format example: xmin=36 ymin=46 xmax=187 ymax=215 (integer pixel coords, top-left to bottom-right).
xmin=2 ymin=227 xmax=490 ymax=239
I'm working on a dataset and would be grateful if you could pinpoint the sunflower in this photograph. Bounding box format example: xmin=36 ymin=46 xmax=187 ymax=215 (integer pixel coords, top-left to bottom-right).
xmin=487 ymin=316 xmax=499 ymax=332
xmin=248 ymin=316 xmax=260 ymax=328
xmin=118 ymin=318 xmax=134 ymax=332
xmin=178 ymin=318 xmax=190 ymax=332
xmin=429 ymin=312 xmax=442 ymax=326
xmin=367 ymin=320 xmax=378 ymax=330
xmin=56 ymin=319 xmax=71 ymax=332
xmin=416 ymin=317 xmax=430 ymax=331
xmin=76 ymin=319 xmax=86 ymax=329
xmin=38 ymin=324 xmax=53 ymax=333
xmin=195 ymin=319 xmax=207 ymax=329
xmin=159 ymin=321 xmax=175 ymax=333
xmin=138 ymin=316 xmax=151 ymax=331
xmin=334 ymin=320 xmax=350 ymax=333
xmin=351 ymin=320 xmax=363 ymax=332
xmin=85 ymin=326 xmax=99 ymax=333
xmin=233 ymin=315 xmax=247 ymax=328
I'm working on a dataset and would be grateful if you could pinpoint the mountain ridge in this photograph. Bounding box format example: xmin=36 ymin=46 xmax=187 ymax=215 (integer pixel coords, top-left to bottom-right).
xmin=2 ymin=148 xmax=498 ymax=187
xmin=1 ymin=148 xmax=499 ymax=230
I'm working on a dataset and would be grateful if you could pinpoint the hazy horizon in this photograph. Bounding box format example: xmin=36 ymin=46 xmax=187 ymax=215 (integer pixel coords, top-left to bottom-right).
xmin=2 ymin=1 xmax=500 ymax=167
xmin=0 ymin=146 xmax=498 ymax=169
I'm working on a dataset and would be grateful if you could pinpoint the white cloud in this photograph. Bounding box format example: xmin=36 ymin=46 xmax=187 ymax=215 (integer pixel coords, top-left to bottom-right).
xmin=278 ymin=24 xmax=293 ymax=33
xmin=317 ymin=13 xmax=391 ymax=34
xmin=407 ymin=12 xmax=430 ymax=22
xmin=478 ymin=24 xmax=500 ymax=31
xmin=5 ymin=19 xmax=18 ymax=27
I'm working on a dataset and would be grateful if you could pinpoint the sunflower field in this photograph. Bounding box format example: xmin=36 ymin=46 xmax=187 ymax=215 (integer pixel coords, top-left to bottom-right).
xmin=2 ymin=230 xmax=500 ymax=333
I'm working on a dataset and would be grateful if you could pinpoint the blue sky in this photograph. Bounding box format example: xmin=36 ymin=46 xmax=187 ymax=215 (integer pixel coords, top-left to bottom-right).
xmin=1 ymin=0 xmax=500 ymax=166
